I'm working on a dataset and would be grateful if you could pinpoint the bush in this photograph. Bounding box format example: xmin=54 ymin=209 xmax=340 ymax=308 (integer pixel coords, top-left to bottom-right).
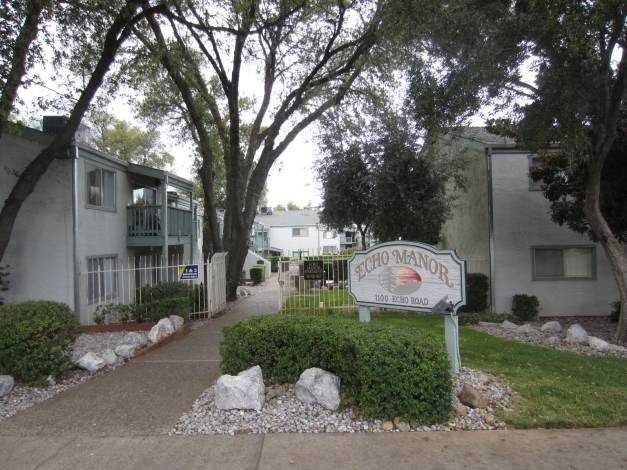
xmin=512 ymin=294 xmax=540 ymax=321
xmin=221 ymin=315 xmax=452 ymax=423
xmin=0 ymin=301 xmax=80 ymax=385
xmin=268 ymin=256 xmax=279 ymax=272
xmin=133 ymin=297 xmax=190 ymax=323
xmin=458 ymin=312 xmax=522 ymax=326
xmin=93 ymin=303 xmax=133 ymax=324
xmin=332 ymin=258 xmax=349 ymax=282
xmin=460 ymin=273 xmax=489 ymax=313
xmin=610 ymin=300 xmax=620 ymax=323
xmin=256 ymin=260 xmax=265 ymax=265
xmin=136 ymin=282 xmax=191 ymax=303
xmin=0 ymin=265 xmax=8 ymax=305
xmin=250 ymin=265 xmax=265 ymax=285
xmin=240 ymin=270 xmax=246 ymax=285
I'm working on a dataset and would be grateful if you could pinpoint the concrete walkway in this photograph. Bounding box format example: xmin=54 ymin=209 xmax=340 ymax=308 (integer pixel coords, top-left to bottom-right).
xmin=1 ymin=275 xmax=626 ymax=469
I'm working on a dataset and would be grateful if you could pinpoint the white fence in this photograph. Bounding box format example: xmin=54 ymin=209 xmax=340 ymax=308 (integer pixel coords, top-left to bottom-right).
xmin=79 ymin=252 xmax=227 ymax=325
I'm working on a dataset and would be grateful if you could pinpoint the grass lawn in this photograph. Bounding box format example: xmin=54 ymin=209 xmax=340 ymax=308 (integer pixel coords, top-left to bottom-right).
xmin=285 ymin=308 xmax=627 ymax=429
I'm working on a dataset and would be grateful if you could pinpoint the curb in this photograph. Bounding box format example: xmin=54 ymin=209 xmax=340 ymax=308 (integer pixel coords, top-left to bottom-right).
xmin=79 ymin=324 xmax=156 ymax=334
xmin=132 ymin=323 xmax=191 ymax=360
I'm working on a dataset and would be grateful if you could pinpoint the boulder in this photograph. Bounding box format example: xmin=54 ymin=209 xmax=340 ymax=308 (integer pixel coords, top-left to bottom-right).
xmin=114 ymin=344 xmax=137 ymax=358
xmin=544 ymin=336 xmax=560 ymax=345
xmin=101 ymin=349 xmax=118 ymax=365
xmin=214 ymin=365 xmax=266 ymax=411
xmin=456 ymin=405 xmax=468 ymax=417
xmin=147 ymin=324 xmax=166 ymax=343
xmin=566 ymin=324 xmax=588 ymax=343
xmin=606 ymin=344 xmax=627 ymax=352
xmin=475 ymin=372 xmax=491 ymax=384
xmin=541 ymin=321 xmax=562 ymax=332
xmin=237 ymin=287 xmax=248 ymax=298
xmin=458 ymin=383 xmax=489 ymax=409
xmin=121 ymin=332 xmax=148 ymax=347
xmin=157 ymin=317 xmax=174 ymax=335
xmin=478 ymin=322 xmax=500 ymax=327
xmin=484 ymin=413 xmax=496 ymax=425
xmin=501 ymin=320 xmax=518 ymax=330
xmin=170 ymin=315 xmax=185 ymax=331
xmin=382 ymin=420 xmax=394 ymax=431
xmin=77 ymin=352 xmax=105 ymax=372
xmin=517 ymin=324 xmax=537 ymax=334
xmin=0 ymin=375 xmax=14 ymax=397
xmin=294 ymin=367 xmax=341 ymax=411
xmin=393 ymin=417 xmax=411 ymax=432
xmin=588 ymin=336 xmax=609 ymax=351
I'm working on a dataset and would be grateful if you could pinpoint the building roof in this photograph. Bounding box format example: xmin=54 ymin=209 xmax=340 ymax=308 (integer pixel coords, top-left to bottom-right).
xmin=254 ymin=209 xmax=321 ymax=227
xmin=459 ymin=127 xmax=516 ymax=146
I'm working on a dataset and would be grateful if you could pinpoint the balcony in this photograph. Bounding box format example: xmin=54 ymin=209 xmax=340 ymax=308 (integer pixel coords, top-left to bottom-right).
xmin=340 ymin=236 xmax=356 ymax=246
xmin=126 ymin=205 xmax=193 ymax=247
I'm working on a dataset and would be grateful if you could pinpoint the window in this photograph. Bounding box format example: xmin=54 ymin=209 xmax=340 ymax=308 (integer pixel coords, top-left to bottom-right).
xmin=292 ymin=228 xmax=309 ymax=237
xmin=132 ymin=186 xmax=156 ymax=205
xmin=528 ymin=156 xmax=543 ymax=191
xmin=533 ymin=247 xmax=595 ymax=280
xmin=323 ymin=231 xmax=335 ymax=239
xmin=323 ymin=246 xmax=337 ymax=254
xmin=87 ymin=256 xmax=118 ymax=303
xmin=87 ymin=164 xmax=116 ymax=209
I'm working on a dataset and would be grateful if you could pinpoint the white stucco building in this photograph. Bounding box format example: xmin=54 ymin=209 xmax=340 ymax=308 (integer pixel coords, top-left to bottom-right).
xmin=439 ymin=127 xmax=619 ymax=317
xmin=0 ymin=120 xmax=202 ymax=324
xmin=252 ymin=210 xmax=358 ymax=257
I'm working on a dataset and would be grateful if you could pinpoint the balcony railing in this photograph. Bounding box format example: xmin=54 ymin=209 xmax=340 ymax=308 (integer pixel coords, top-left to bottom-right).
xmin=340 ymin=236 xmax=355 ymax=245
xmin=127 ymin=205 xmax=192 ymax=238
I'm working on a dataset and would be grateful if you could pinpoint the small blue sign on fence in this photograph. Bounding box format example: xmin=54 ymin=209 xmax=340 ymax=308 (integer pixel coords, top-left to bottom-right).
xmin=179 ymin=264 xmax=199 ymax=280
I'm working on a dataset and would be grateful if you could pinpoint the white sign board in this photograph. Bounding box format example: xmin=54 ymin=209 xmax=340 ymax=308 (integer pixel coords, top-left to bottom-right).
xmin=348 ymin=242 xmax=466 ymax=313
xmin=289 ymin=260 xmax=300 ymax=277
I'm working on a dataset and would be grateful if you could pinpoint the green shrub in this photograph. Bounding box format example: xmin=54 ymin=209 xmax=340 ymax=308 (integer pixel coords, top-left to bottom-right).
xmin=240 ymin=270 xmax=246 ymax=285
xmin=256 ymin=260 xmax=265 ymax=265
xmin=268 ymin=256 xmax=279 ymax=272
xmin=458 ymin=312 xmax=522 ymax=326
xmin=512 ymin=294 xmax=540 ymax=321
xmin=0 ymin=301 xmax=80 ymax=385
xmin=459 ymin=273 xmax=489 ymax=313
xmin=133 ymin=297 xmax=190 ymax=323
xmin=136 ymin=282 xmax=191 ymax=303
xmin=250 ymin=265 xmax=265 ymax=285
xmin=221 ymin=315 xmax=452 ymax=423
xmin=279 ymin=256 xmax=290 ymax=261
xmin=610 ymin=300 xmax=620 ymax=323
xmin=93 ymin=303 xmax=133 ymax=324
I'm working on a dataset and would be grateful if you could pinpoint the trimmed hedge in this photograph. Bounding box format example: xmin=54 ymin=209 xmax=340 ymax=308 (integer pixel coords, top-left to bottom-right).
xmin=133 ymin=297 xmax=190 ymax=323
xmin=268 ymin=257 xmax=279 ymax=272
xmin=134 ymin=281 xmax=196 ymax=322
xmin=250 ymin=265 xmax=265 ymax=285
xmin=221 ymin=315 xmax=452 ymax=423
xmin=512 ymin=294 xmax=540 ymax=321
xmin=460 ymin=273 xmax=489 ymax=313
xmin=0 ymin=301 xmax=80 ymax=385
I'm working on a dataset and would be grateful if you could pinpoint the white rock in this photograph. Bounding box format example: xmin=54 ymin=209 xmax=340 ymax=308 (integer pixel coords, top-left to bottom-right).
xmin=101 ymin=349 xmax=118 ymax=365
xmin=588 ymin=336 xmax=609 ymax=351
xmin=544 ymin=336 xmax=560 ymax=345
xmin=147 ymin=324 xmax=166 ymax=343
xmin=541 ymin=321 xmax=562 ymax=332
xmin=237 ymin=287 xmax=248 ymax=298
xmin=114 ymin=344 xmax=137 ymax=358
xmin=566 ymin=324 xmax=588 ymax=343
xmin=295 ymin=367 xmax=341 ymax=411
xmin=170 ymin=315 xmax=184 ymax=331
xmin=517 ymin=324 xmax=537 ymax=334
xmin=214 ymin=365 xmax=266 ymax=411
xmin=121 ymin=332 xmax=148 ymax=347
xmin=0 ymin=375 xmax=14 ymax=397
xmin=501 ymin=321 xmax=518 ymax=330
xmin=46 ymin=375 xmax=55 ymax=386
xmin=157 ymin=318 xmax=174 ymax=335
xmin=77 ymin=352 xmax=106 ymax=372
xmin=606 ymin=344 xmax=627 ymax=352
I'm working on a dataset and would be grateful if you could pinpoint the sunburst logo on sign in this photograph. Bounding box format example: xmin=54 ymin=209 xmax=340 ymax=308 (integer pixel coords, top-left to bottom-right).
xmin=379 ymin=266 xmax=423 ymax=295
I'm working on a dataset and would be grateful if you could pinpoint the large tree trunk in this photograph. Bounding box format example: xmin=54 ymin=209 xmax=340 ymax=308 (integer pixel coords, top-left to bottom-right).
xmin=0 ymin=0 xmax=47 ymax=140
xmin=0 ymin=1 xmax=143 ymax=264
xmin=584 ymin=150 xmax=627 ymax=343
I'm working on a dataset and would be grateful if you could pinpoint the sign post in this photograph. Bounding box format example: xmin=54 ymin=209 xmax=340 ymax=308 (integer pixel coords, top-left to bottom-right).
xmin=348 ymin=242 xmax=466 ymax=373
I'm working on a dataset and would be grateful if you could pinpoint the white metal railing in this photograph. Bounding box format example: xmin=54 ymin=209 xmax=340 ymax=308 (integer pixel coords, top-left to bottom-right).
xmin=79 ymin=252 xmax=227 ymax=325
xmin=277 ymin=255 xmax=355 ymax=316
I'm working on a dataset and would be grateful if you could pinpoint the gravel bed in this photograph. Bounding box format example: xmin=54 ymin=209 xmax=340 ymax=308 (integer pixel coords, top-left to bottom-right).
xmin=170 ymin=367 xmax=516 ymax=435
xmin=471 ymin=316 xmax=627 ymax=359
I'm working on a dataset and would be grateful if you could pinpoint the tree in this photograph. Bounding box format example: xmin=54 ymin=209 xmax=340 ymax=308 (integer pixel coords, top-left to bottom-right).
xmin=273 ymin=204 xmax=286 ymax=211
xmin=490 ymin=1 xmax=627 ymax=342
xmin=0 ymin=0 xmax=52 ymax=140
xmin=317 ymin=109 xmax=469 ymax=246
xmin=129 ymin=0 xmax=388 ymax=299
xmin=286 ymin=201 xmax=301 ymax=211
xmin=89 ymin=111 xmax=174 ymax=169
xmin=0 ymin=1 xmax=168 ymax=264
